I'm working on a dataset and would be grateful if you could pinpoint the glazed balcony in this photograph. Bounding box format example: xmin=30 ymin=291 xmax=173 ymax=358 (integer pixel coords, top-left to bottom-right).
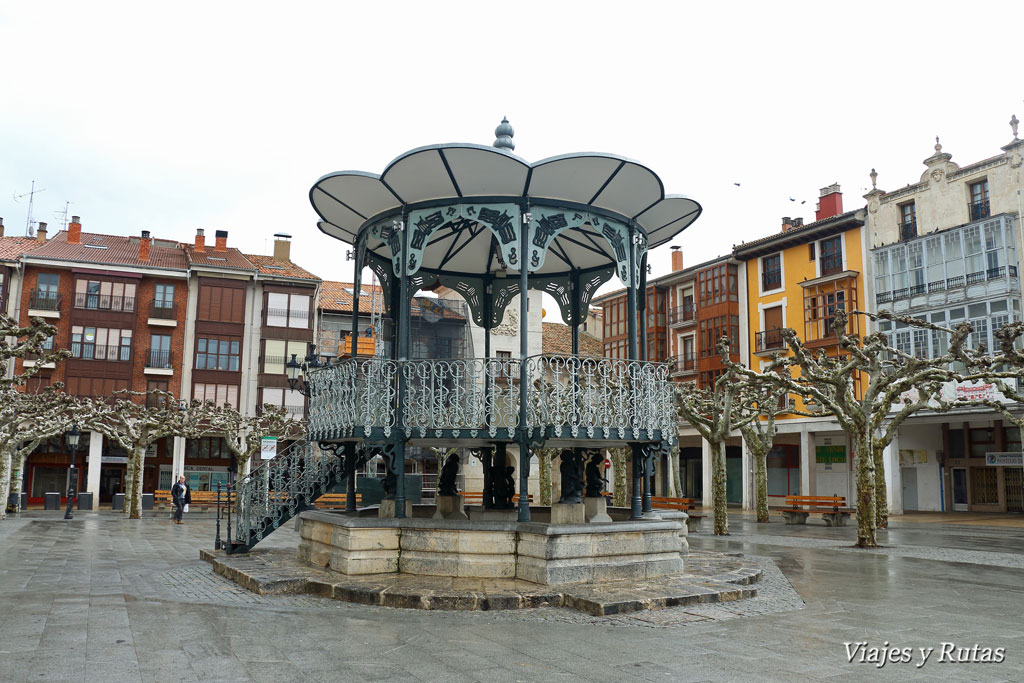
xmin=306 ymin=354 xmax=675 ymax=444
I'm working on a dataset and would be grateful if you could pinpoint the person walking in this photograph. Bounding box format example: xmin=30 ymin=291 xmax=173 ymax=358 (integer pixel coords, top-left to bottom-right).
xmin=171 ymin=475 xmax=191 ymax=525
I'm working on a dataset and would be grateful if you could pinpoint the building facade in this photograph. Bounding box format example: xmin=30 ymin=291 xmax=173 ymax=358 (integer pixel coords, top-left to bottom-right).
xmin=866 ymin=130 xmax=1024 ymax=513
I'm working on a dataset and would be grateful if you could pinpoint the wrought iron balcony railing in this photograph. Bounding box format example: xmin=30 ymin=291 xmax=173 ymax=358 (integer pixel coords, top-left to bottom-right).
xmin=71 ymin=343 xmax=131 ymax=361
xmin=755 ymin=329 xmax=786 ymax=352
xmin=145 ymin=349 xmax=173 ymax=369
xmin=668 ymin=353 xmax=696 ymax=373
xmin=669 ymin=303 xmax=696 ymax=325
xmin=900 ymin=219 xmax=917 ymax=241
xmin=73 ymin=293 xmax=135 ymax=312
xmin=306 ymin=354 xmax=676 ymax=443
xmin=150 ymin=301 xmax=176 ymax=319
xmin=969 ymin=199 xmax=990 ymax=221
xmin=29 ymin=289 xmax=61 ymax=311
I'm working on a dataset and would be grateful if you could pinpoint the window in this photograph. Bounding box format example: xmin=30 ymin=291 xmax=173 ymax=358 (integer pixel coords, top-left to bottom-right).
xmin=969 ymin=318 xmax=989 ymax=351
xmin=154 ymin=284 xmax=175 ymax=313
xmin=261 ymin=387 xmax=306 ymax=417
xmin=894 ymin=330 xmax=911 ymax=356
xmin=196 ymin=337 xmax=240 ymax=371
xmin=912 ymin=329 xmax=928 ymax=359
xmin=984 ymin=222 xmax=1004 ymax=276
xmin=74 ymin=279 xmax=136 ymax=311
xmin=70 ymin=326 xmax=132 ymax=360
xmin=944 ymin=231 xmax=964 ymax=283
xmin=874 ymin=251 xmax=890 ymax=300
xmin=198 ymin=285 xmax=245 ymax=323
xmin=964 ymin=225 xmax=984 ymax=280
xmin=266 ymin=292 xmax=312 ymax=329
xmin=193 ymin=383 xmax=239 ymax=409
xmin=925 ymin=237 xmax=943 ymax=290
xmin=907 ymin=242 xmax=925 ymax=294
xmin=899 ymin=202 xmax=916 ymax=240
xmin=761 ymin=254 xmax=782 ymax=291
xmin=819 ymin=236 xmax=843 ymax=276
xmin=808 ymin=243 xmax=816 ymax=261
xmin=891 ymin=246 xmax=908 ymax=296
xmin=969 ymin=179 xmax=990 ymax=221
xmin=37 ymin=273 xmax=59 ymax=296
xmin=263 ymin=340 xmax=306 ymax=374
xmin=149 ymin=334 xmax=172 ymax=368
xmin=146 ymin=380 xmax=170 ymax=407
xmin=186 ymin=437 xmax=232 ymax=461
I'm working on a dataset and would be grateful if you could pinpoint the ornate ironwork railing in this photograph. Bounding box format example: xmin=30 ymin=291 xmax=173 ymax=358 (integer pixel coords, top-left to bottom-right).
xmin=307 ymin=355 xmax=674 ymax=442
xmin=232 ymin=439 xmax=342 ymax=551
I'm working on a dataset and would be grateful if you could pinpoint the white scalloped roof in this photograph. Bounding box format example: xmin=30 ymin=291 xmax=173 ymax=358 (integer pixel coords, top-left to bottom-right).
xmin=310 ymin=143 xmax=701 ymax=275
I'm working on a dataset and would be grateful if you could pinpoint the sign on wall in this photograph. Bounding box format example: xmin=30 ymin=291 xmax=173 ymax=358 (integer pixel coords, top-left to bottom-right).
xmin=260 ymin=437 xmax=278 ymax=460
xmin=816 ymin=445 xmax=846 ymax=464
xmin=899 ymin=449 xmax=927 ymax=466
xmin=985 ymin=452 xmax=1023 ymax=466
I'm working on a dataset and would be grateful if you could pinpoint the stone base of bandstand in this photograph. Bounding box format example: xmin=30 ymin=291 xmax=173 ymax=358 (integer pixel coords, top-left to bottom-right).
xmin=378 ymin=499 xmax=414 ymax=519
xmin=584 ymin=496 xmax=612 ymax=523
xmin=551 ymin=502 xmax=585 ymax=525
xmin=432 ymin=495 xmax=469 ymax=521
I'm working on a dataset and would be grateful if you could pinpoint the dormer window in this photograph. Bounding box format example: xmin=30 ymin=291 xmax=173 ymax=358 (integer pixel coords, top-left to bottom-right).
xmin=899 ymin=202 xmax=916 ymax=241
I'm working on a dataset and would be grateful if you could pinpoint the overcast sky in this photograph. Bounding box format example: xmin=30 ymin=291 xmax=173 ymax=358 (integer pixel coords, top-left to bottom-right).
xmin=2 ymin=2 xmax=1021 ymax=314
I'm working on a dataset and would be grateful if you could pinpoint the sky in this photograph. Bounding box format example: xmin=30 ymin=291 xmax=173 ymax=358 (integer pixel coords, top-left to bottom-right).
xmin=2 ymin=1 xmax=1022 ymax=316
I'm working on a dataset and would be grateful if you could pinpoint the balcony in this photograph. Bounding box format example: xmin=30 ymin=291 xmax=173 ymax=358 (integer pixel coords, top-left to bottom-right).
xmin=754 ymin=329 xmax=786 ymax=354
xmin=71 ymin=343 xmax=131 ymax=362
xmin=144 ymin=349 xmax=174 ymax=375
xmin=900 ymin=219 xmax=917 ymax=241
xmin=73 ymin=292 xmax=135 ymax=313
xmin=28 ymin=289 xmax=61 ymax=318
xmin=876 ymin=265 xmax=1019 ymax=308
xmin=668 ymin=303 xmax=696 ymax=326
xmin=265 ymin=308 xmax=313 ymax=329
xmin=307 ymin=355 xmax=676 ymax=444
xmin=668 ymin=353 xmax=696 ymax=375
xmin=969 ymin=199 xmax=990 ymax=221
xmin=148 ymin=301 xmax=177 ymax=326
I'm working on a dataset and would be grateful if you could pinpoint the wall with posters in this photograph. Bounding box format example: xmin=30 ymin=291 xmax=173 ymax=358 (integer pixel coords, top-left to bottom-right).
xmin=894 ymin=424 xmax=942 ymax=511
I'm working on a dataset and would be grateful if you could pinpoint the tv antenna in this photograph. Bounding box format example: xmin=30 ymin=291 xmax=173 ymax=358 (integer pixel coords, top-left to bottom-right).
xmin=53 ymin=201 xmax=72 ymax=230
xmin=13 ymin=180 xmax=46 ymax=237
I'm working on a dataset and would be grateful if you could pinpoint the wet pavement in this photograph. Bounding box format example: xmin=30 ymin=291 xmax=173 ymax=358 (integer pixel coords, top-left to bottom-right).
xmin=1 ymin=509 xmax=1022 ymax=682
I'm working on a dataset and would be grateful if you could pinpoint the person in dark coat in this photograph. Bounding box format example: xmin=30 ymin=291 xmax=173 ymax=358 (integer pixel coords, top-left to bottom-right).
xmin=171 ymin=475 xmax=191 ymax=525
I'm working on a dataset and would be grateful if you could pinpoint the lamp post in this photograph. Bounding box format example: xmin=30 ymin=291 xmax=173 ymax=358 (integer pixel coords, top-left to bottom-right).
xmin=64 ymin=425 xmax=81 ymax=520
xmin=286 ymin=344 xmax=323 ymax=398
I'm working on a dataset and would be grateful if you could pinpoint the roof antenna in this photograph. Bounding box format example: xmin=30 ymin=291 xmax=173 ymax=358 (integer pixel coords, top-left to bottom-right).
xmin=13 ymin=180 xmax=46 ymax=237
xmin=493 ymin=117 xmax=515 ymax=151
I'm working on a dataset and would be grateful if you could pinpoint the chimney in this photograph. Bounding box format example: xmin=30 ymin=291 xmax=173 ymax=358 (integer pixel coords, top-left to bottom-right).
xmin=139 ymin=230 xmax=151 ymax=262
xmin=670 ymin=246 xmax=683 ymax=272
xmin=214 ymin=229 xmax=228 ymax=252
xmin=36 ymin=222 xmax=48 ymax=243
xmin=195 ymin=228 xmax=205 ymax=252
xmin=815 ymin=183 xmax=844 ymax=221
xmin=68 ymin=216 xmax=82 ymax=244
xmin=0 ymin=217 xmax=4 ymax=238
xmin=273 ymin=233 xmax=292 ymax=262
xmin=791 ymin=217 xmax=804 ymax=228
xmin=781 ymin=217 xmax=793 ymax=232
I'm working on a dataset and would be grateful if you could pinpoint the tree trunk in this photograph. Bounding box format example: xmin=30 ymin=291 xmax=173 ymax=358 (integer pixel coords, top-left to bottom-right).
xmin=872 ymin=441 xmax=888 ymax=529
xmin=853 ymin=432 xmax=877 ymax=547
xmin=752 ymin=444 xmax=770 ymax=523
xmin=538 ymin=450 xmax=552 ymax=505
xmin=611 ymin=447 xmax=628 ymax=507
xmin=711 ymin=439 xmax=729 ymax=535
xmin=123 ymin=457 xmax=135 ymax=516
xmin=0 ymin=450 xmax=11 ymax=521
xmin=129 ymin=445 xmax=146 ymax=520
xmin=667 ymin=446 xmax=680 ymax=498
xmin=239 ymin=453 xmax=252 ymax=480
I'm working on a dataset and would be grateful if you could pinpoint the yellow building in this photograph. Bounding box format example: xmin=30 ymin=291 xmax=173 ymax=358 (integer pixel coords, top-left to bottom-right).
xmin=733 ymin=185 xmax=868 ymax=504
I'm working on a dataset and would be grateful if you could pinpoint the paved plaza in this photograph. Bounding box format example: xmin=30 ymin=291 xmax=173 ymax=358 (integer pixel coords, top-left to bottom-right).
xmin=1 ymin=511 xmax=1022 ymax=682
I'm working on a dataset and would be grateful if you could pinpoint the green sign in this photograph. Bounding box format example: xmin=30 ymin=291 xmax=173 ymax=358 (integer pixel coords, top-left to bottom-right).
xmin=816 ymin=445 xmax=846 ymax=464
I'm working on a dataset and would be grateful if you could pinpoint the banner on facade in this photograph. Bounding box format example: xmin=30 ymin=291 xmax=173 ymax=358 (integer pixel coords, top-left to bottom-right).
xmin=895 ymin=378 xmax=1016 ymax=412
xmin=985 ymin=452 xmax=1023 ymax=466
xmin=260 ymin=437 xmax=278 ymax=460
xmin=816 ymin=445 xmax=846 ymax=464
xmin=899 ymin=449 xmax=927 ymax=466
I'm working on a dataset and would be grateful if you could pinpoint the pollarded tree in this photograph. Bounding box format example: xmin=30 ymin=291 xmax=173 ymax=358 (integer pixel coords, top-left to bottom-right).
xmin=756 ymin=310 xmax=972 ymax=547
xmin=184 ymin=402 xmax=305 ymax=480
xmin=0 ymin=314 xmax=70 ymax=389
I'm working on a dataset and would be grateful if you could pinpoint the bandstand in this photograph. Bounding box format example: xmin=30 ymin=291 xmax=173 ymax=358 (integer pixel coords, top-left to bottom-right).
xmin=226 ymin=122 xmax=703 ymax=584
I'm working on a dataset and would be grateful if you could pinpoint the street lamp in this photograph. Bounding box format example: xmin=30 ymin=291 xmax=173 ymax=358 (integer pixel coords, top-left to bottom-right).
xmin=64 ymin=425 xmax=80 ymax=520
xmin=286 ymin=344 xmax=323 ymax=397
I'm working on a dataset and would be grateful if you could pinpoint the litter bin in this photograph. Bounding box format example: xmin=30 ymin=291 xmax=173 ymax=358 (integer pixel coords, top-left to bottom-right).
xmin=141 ymin=493 xmax=154 ymax=511
xmin=20 ymin=492 xmax=27 ymax=511
xmin=6 ymin=493 xmax=18 ymax=512
xmin=44 ymin=492 xmax=61 ymax=510
xmin=78 ymin=492 xmax=94 ymax=511
xmin=112 ymin=493 xmax=125 ymax=511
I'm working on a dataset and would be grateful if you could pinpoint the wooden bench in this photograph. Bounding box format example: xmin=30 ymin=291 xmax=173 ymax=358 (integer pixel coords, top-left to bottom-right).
xmin=651 ymin=496 xmax=704 ymax=532
xmin=779 ymin=495 xmax=852 ymax=526
xmin=462 ymin=492 xmax=534 ymax=504
xmin=154 ymin=489 xmax=235 ymax=512
xmin=313 ymin=493 xmax=363 ymax=509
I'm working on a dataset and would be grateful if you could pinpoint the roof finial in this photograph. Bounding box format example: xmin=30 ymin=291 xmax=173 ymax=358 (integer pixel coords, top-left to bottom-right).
xmin=870 ymin=168 xmax=877 ymax=189
xmin=1011 ymin=114 xmax=1020 ymax=140
xmin=935 ymin=136 xmax=942 ymax=153
xmin=493 ymin=117 xmax=515 ymax=151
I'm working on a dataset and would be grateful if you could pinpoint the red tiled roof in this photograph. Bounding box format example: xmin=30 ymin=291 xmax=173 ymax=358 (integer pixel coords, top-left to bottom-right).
xmin=542 ymin=322 xmax=603 ymax=356
xmin=24 ymin=231 xmax=188 ymax=270
xmin=244 ymin=253 xmax=320 ymax=281
xmin=319 ymin=281 xmax=386 ymax=314
xmin=183 ymin=244 xmax=255 ymax=271
xmin=0 ymin=236 xmax=41 ymax=261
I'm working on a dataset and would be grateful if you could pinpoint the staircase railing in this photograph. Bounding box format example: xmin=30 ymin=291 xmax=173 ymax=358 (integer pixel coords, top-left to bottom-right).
xmin=226 ymin=439 xmax=343 ymax=553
